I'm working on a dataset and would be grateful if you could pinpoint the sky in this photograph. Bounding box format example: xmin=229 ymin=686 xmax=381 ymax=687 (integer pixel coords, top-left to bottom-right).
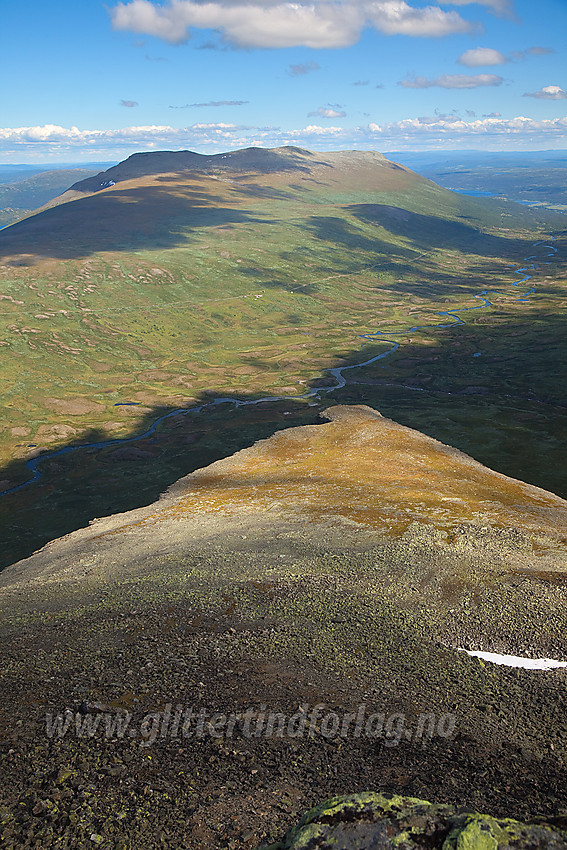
xmin=1 ymin=0 xmax=566 ymax=162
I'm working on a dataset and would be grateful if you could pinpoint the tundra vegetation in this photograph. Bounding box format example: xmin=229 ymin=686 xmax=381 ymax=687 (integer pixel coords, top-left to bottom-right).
xmin=0 ymin=147 xmax=565 ymax=569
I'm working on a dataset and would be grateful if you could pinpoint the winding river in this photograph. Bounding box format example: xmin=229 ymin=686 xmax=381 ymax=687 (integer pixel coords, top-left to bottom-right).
xmin=0 ymin=237 xmax=558 ymax=499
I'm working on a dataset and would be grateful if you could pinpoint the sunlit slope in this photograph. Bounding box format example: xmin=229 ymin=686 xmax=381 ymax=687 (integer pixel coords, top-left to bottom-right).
xmin=3 ymin=405 xmax=567 ymax=591
xmin=0 ymin=150 xmax=528 ymax=456
xmin=168 ymin=405 xmax=567 ymax=542
xmin=0 ymin=146 xmax=564 ymax=568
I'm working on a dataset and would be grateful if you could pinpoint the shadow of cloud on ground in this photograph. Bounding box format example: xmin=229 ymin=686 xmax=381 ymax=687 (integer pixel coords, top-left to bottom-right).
xmin=0 ymin=183 xmax=273 ymax=262
xmin=237 ymin=264 xmax=320 ymax=294
xmin=0 ymin=389 xmax=324 ymax=571
xmin=281 ymin=213 xmax=535 ymax=300
xmin=328 ymin=304 xmax=567 ymax=502
xmin=298 ymin=215 xmax=416 ymax=260
xmin=347 ymin=203 xmax=530 ymax=258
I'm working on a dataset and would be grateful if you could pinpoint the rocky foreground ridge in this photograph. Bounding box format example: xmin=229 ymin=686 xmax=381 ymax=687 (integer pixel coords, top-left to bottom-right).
xmin=261 ymin=792 xmax=567 ymax=850
xmin=0 ymin=406 xmax=566 ymax=849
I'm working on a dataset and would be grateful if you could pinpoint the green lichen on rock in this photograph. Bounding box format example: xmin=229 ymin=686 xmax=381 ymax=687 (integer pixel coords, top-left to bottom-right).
xmin=444 ymin=817 xmax=499 ymax=850
xmin=259 ymin=793 xmax=567 ymax=850
xmin=444 ymin=812 xmax=567 ymax=850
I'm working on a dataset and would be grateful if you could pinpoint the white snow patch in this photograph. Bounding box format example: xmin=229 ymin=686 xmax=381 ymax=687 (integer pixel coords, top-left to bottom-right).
xmin=459 ymin=649 xmax=567 ymax=671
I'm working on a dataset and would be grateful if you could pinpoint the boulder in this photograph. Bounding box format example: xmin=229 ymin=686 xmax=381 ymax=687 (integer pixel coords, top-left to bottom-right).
xmin=260 ymin=792 xmax=567 ymax=850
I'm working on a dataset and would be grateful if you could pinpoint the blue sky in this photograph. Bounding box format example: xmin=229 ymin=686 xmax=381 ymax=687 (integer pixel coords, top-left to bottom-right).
xmin=1 ymin=0 xmax=566 ymax=161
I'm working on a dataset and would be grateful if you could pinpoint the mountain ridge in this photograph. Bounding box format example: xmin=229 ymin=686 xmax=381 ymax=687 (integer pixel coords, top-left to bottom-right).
xmin=0 ymin=405 xmax=566 ymax=849
xmin=66 ymin=146 xmax=340 ymax=195
xmin=3 ymin=404 xmax=567 ymax=590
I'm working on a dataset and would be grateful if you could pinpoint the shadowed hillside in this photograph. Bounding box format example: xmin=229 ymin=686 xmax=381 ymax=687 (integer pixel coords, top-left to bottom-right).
xmin=0 ymin=176 xmax=272 ymax=260
xmin=0 ymin=168 xmax=99 ymax=228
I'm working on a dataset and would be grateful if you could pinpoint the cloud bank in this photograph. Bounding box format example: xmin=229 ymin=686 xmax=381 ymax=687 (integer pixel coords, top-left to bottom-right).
xmin=2 ymin=112 xmax=566 ymax=160
xmin=110 ymin=0 xmax=479 ymax=49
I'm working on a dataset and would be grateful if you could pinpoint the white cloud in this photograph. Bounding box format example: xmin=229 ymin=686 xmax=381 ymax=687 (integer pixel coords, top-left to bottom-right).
xmin=523 ymin=85 xmax=567 ymax=100
xmin=370 ymin=114 xmax=567 ymax=137
xmin=0 ymin=124 xmax=249 ymax=152
xmin=308 ymin=107 xmax=347 ymax=118
xmin=0 ymin=125 xmax=102 ymax=143
xmin=399 ymin=73 xmax=504 ymax=88
xmin=110 ymin=0 xmax=476 ymax=49
xmin=301 ymin=125 xmax=345 ymax=135
xmin=443 ymin=0 xmax=514 ymax=17
xmin=458 ymin=47 xmax=506 ymax=67
xmin=1 ymin=114 xmax=566 ymax=161
xmin=365 ymin=1 xmax=476 ymax=37
xmin=111 ymin=0 xmax=361 ymax=48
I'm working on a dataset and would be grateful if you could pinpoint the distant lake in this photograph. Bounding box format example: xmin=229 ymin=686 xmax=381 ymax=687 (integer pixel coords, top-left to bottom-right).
xmin=452 ymin=189 xmax=499 ymax=197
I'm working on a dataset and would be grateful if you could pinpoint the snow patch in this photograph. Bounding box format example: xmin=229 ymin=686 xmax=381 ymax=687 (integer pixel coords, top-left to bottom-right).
xmin=459 ymin=649 xmax=567 ymax=671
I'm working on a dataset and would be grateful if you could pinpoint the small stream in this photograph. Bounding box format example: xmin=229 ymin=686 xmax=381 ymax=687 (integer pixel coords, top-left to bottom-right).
xmin=0 ymin=238 xmax=558 ymax=498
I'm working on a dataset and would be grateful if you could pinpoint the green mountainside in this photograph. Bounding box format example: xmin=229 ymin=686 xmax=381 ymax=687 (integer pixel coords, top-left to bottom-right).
xmin=0 ymin=145 xmax=565 ymax=568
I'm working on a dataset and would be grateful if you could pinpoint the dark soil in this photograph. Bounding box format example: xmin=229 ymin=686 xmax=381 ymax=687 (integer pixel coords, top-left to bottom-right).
xmin=0 ymin=514 xmax=566 ymax=850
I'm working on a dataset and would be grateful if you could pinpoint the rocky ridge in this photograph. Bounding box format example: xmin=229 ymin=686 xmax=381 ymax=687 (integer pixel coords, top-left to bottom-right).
xmin=0 ymin=406 xmax=566 ymax=849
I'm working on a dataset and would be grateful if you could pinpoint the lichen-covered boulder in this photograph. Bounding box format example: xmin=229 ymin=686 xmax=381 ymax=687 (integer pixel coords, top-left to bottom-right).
xmin=259 ymin=792 xmax=567 ymax=850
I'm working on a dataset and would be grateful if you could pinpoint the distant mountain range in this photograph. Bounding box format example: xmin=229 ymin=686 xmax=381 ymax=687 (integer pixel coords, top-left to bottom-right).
xmin=0 ymin=167 xmax=99 ymax=228
xmin=388 ymin=149 xmax=567 ymax=211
